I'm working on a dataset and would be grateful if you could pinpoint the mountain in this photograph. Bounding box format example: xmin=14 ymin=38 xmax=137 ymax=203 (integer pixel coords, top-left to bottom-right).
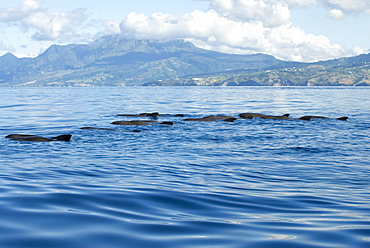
xmin=216 ymin=53 xmax=370 ymax=86
xmin=0 ymin=34 xmax=282 ymax=86
xmin=164 ymin=52 xmax=370 ymax=87
xmin=0 ymin=34 xmax=369 ymax=86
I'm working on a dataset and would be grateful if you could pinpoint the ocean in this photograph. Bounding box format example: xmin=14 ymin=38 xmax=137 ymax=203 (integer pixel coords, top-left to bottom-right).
xmin=0 ymin=86 xmax=369 ymax=247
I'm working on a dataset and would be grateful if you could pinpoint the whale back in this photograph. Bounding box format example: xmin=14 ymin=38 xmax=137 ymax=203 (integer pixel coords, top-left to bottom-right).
xmin=337 ymin=117 xmax=348 ymax=121
xmin=6 ymin=134 xmax=52 ymax=142
xmin=239 ymin=113 xmax=266 ymax=118
xmin=6 ymin=134 xmax=72 ymax=142
xmin=111 ymin=121 xmax=152 ymax=125
xmin=52 ymin=134 xmax=72 ymax=142
xmin=260 ymin=115 xmax=293 ymax=120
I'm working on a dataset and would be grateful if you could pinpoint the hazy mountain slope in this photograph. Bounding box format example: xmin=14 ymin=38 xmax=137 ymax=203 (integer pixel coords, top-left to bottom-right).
xmin=0 ymin=34 xmax=283 ymax=86
xmin=1 ymin=34 xmax=369 ymax=86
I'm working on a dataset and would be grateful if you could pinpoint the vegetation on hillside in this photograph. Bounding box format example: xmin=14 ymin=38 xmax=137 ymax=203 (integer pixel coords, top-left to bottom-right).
xmin=0 ymin=34 xmax=369 ymax=87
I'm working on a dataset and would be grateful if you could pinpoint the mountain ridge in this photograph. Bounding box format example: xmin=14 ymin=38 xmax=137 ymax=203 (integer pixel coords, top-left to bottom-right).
xmin=0 ymin=34 xmax=369 ymax=86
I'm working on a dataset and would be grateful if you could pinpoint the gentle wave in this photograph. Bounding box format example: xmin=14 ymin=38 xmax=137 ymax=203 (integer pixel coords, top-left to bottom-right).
xmin=0 ymin=187 xmax=369 ymax=248
xmin=1 ymin=87 xmax=370 ymax=247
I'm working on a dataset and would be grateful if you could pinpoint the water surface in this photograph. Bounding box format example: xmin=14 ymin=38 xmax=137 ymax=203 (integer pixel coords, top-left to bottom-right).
xmin=1 ymin=87 xmax=370 ymax=247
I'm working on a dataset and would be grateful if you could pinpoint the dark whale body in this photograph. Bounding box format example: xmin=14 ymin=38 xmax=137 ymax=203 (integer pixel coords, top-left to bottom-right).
xmin=117 ymin=112 xmax=164 ymax=117
xmin=160 ymin=121 xmax=174 ymax=125
xmin=6 ymin=134 xmax=72 ymax=142
xmin=116 ymin=114 xmax=147 ymax=117
xmin=184 ymin=115 xmax=238 ymax=122
xmin=239 ymin=113 xmax=300 ymax=120
xmin=81 ymin=127 xmax=116 ymax=131
xmin=223 ymin=117 xmax=238 ymax=122
xmin=239 ymin=113 xmax=268 ymax=119
xmin=203 ymin=115 xmax=235 ymax=120
xmin=239 ymin=112 xmax=347 ymax=121
xmin=111 ymin=120 xmax=158 ymax=125
xmin=81 ymin=126 xmax=142 ymax=132
xmin=299 ymin=116 xmax=348 ymax=121
xmin=260 ymin=115 xmax=298 ymax=120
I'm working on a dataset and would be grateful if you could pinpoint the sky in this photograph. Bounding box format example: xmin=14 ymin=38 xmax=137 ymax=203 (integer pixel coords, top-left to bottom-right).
xmin=0 ymin=0 xmax=369 ymax=62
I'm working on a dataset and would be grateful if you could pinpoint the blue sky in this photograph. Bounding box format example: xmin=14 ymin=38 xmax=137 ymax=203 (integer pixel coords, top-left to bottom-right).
xmin=0 ymin=0 xmax=369 ymax=62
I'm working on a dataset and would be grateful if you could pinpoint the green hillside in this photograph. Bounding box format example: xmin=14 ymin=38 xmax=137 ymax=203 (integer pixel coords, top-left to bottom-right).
xmin=0 ymin=34 xmax=281 ymax=87
xmin=0 ymin=34 xmax=369 ymax=87
xmin=151 ymin=56 xmax=370 ymax=86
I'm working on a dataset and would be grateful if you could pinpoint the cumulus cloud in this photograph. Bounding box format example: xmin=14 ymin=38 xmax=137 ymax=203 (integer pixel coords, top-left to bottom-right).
xmin=0 ymin=41 xmax=15 ymax=53
xmin=209 ymin=0 xmax=291 ymax=27
xmin=202 ymin=0 xmax=370 ymax=19
xmin=321 ymin=0 xmax=370 ymax=15
xmin=0 ymin=0 xmax=88 ymax=41
xmin=328 ymin=8 xmax=344 ymax=20
xmin=1 ymin=0 xmax=369 ymax=61
xmin=118 ymin=0 xmax=369 ymax=62
xmin=284 ymin=0 xmax=370 ymax=18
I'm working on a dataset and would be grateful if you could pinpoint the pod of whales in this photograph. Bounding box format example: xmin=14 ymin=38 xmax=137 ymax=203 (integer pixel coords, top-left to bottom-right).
xmin=112 ymin=112 xmax=348 ymax=125
xmin=5 ymin=111 xmax=348 ymax=142
xmin=6 ymin=134 xmax=72 ymax=142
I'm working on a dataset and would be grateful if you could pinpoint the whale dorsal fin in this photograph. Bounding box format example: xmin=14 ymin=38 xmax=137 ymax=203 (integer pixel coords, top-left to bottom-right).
xmin=337 ymin=117 xmax=348 ymax=121
xmin=52 ymin=134 xmax=72 ymax=141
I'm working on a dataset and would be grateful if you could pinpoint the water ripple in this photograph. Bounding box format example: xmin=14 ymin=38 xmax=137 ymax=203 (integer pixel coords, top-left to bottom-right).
xmin=1 ymin=87 xmax=370 ymax=247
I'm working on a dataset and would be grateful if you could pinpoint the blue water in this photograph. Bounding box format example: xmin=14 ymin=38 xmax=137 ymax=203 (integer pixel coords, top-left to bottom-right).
xmin=0 ymin=86 xmax=370 ymax=247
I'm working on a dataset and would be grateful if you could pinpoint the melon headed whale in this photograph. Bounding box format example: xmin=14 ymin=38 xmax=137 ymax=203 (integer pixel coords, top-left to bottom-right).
xmin=6 ymin=134 xmax=72 ymax=142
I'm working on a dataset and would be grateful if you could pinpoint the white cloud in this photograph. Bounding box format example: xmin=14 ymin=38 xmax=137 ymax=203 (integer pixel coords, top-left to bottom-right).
xmin=20 ymin=0 xmax=41 ymax=11
xmin=322 ymin=0 xmax=370 ymax=14
xmin=204 ymin=0 xmax=370 ymax=18
xmin=0 ymin=41 xmax=15 ymax=53
xmin=118 ymin=1 xmax=365 ymax=62
xmin=0 ymin=0 xmax=89 ymax=41
xmin=285 ymin=0 xmax=370 ymax=18
xmin=209 ymin=0 xmax=291 ymax=27
xmin=284 ymin=0 xmax=317 ymax=7
xmin=328 ymin=8 xmax=344 ymax=20
xmin=1 ymin=0 xmax=369 ymax=61
xmin=102 ymin=20 xmax=121 ymax=35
